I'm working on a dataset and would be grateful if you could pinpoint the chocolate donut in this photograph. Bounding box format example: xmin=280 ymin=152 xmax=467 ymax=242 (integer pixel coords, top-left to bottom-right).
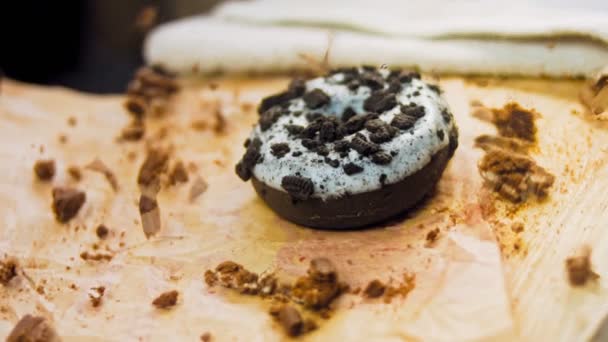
xmin=236 ymin=67 xmax=458 ymax=229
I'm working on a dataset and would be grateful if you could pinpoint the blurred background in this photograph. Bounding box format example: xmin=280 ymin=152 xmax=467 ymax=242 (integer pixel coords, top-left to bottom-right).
xmin=1 ymin=0 xmax=607 ymax=93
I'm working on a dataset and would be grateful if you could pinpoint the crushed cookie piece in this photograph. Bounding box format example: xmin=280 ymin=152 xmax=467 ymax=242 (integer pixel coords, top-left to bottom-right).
xmin=88 ymin=286 xmax=106 ymax=307
xmin=204 ymin=270 xmax=218 ymax=287
xmin=343 ymin=162 xmax=363 ymax=175
xmin=383 ymin=273 xmax=416 ymax=303
xmin=303 ymin=89 xmax=330 ymax=109
xmin=474 ymin=135 xmax=531 ymax=154
xmin=189 ymin=176 xmax=208 ymax=202
xmin=425 ymin=228 xmax=440 ymax=247
xmin=138 ymin=149 xmax=169 ymax=193
xmin=276 ymin=304 xmax=303 ymax=337
xmin=291 ymin=258 xmax=347 ymax=310
xmin=96 ymin=225 xmax=109 ymax=239
xmin=86 ymin=159 xmax=119 ymax=191
xmin=281 ymin=176 xmax=314 ymax=200
xmin=139 ymin=195 xmax=161 ymax=238
xmin=391 ymin=113 xmax=418 ymax=130
xmin=52 ymin=187 xmax=86 ymax=223
xmin=120 ymin=120 xmax=145 ymax=141
xmin=235 ymin=138 xmax=262 ymax=181
xmin=80 ymin=251 xmax=113 ymax=262
xmin=478 ymin=149 xmax=554 ymax=203
xmin=67 ymin=166 xmax=82 ymax=181
xmin=152 ymin=290 xmax=179 ymax=309
xmin=6 ymin=315 xmax=60 ymax=342
xmin=34 ymin=159 xmax=55 ymax=181
xmin=566 ymin=246 xmax=599 ymax=287
xmin=364 ymin=90 xmax=397 ymax=113
xmin=270 ymin=143 xmax=291 ymax=159
xmin=491 ymin=103 xmax=538 ymax=142
xmin=124 ymin=96 xmax=147 ymax=119
xmin=168 ymin=161 xmax=189 ymax=186
xmin=0 ymin=257 xmax=17 ymax=285
xmin=363 ymin=279 xmax=386 ymax=298
xmin=349 ymin=133 xmax=379 ymax=156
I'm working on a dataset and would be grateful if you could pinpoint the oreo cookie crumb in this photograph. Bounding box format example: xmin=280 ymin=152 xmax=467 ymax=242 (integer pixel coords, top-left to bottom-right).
xmin=236 ymin=138 xmax=262 ymax=181
xmin=343 ymin=114 xmax=376 ymax=134
xmin=301 ymin=138 xmax=321 ymax=150
xmin=324 ymin=157 xmax=340 ymax=168
xmin=288 ymin=78 xmax=306 ymax=97
xmin=34 ymin=159 xmax=55 ymax=181
xmin=281 ymin=176 xmax=314 ymax=200
xmin=388 ymin=79 xmax=403 ymax=93
xmin=96 ymin=225 xmax=109 ymax=239
xmin=259 ymin=92 xmax=292 ymax=114
xmin=319 ymin=119 xmax=338 ymax=142
xmin=379 ymin=174 xmax=387 ymax=184
xmin=285 ymin=124 xmax=305 ymax=136
xmin=401 ymin=104 xmax=426 ymax=118
xmin=303 ymin=89 xmax=330 ymax=109
xmin=315 ymin=145 xmax=329 ymax=156
xmin=52 ymin=187 xmax=86 ymax=223
xmin=343 ymin=163 xmax=364 ymax=175
xmin=341 ymin=107 xmax=357 ymax=122
xmin=391 ymin=114 xmax=417 ymax=130
xmin=292 ymin=151 xmax=302 ymax=157
xmin=350 ymin=133 xmax=380 ymax=156
xmin=360 ymin=71 xmax=385 ymax=90
xmin=441 ymin=109 xmax=452 ymax=123
xmin=436 ymin=129 xmax=445 ymax=141
xmin=412 ymin=90 xmax=420 ymax=96
xmin=369 ymin=126 xmax=397 ymax=144
xmin=271 ymin=143 xmax=290 ymax=158
xmin=152 ymin=290 xmax=179 ymax=309
xmin=428 ymin=84 xmax=442 ymax=94
xmin=363 ymin=91 xmax=397 ymax=113
xmin=260 ymin=107 xmax=284 ymax=131
xmin=371 ymin=151 xmax=393 ymax=165
xmin=333 ymin=140 xmax=350 ymax=153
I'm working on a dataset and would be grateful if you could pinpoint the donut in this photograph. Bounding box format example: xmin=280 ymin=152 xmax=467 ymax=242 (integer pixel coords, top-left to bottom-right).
xmin=235 ymin=67 xmax=458 ymax=229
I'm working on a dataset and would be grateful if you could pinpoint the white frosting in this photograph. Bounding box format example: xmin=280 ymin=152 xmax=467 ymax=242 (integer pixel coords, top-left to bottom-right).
xmin=251 ymin=72 xmax=455 ymax=200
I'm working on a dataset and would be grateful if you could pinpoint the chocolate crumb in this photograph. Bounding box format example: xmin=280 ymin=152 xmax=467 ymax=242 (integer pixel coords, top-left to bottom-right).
xmin=138 ymin=149 xmax=169 ymax=193
xmin=391 ymin=113 xmax=417 ymax=130
xmin=34 ymin=159 xmax=55 ymax=181
xmin=349 ymin=133 xmax=379 ymax=156
xmin=341 ymin=107 xmax=357 ymax=122
xmin=303 ymin=89 xmax=330 ymax=109
xmin=86 ymin=159 xmax=119 ymax=191
xmin=124 ymin=96 xmax=147 ymax=119
xmin=343 ymin=163 xmax=363 ymax=175
xmin=88 ymin=286 xmax=106 ymax=307
xmin=276 ymin=305 xmax=303 ymax=337
xmin=235 ymin=138 xmax=262 ymax=181
xmin=285 ymin=124 xmax=305 ymax=136
xmin=363 ymin=279 xmax=386 ymax=298
xmin=425 ymin=228 xmax=440 ymax=247
xmin=281 ymin=176 xmax=314 ymax=200
xmin=152 ymin=290 xmax=179 ymax=309
xmin=80 ymin=251 xmax=113 ymax=262
xmin=363 ymin=90 xmax=397 ymax=113
xmin=120 ymin=120 xmax=145 ymax=141
xmin=6 ymin=315 xmax=60 ymax=342
xmin=271 ymin=143 xmax=291 ymax=159
xmin=139 ymin=195 xmax=161 ymax=238
xmin=491 ymin=103 xmax=538 ymax=142
xmin=52 ymin=187 xmax=86 ymax=223
xmin=401 ymin=104 xmax=426 ymax=118
xmin=168 ymin=161 xmax=189 ymax=186
xmin=67 ymin=166 xmax=82 ymax=181
xmin=371 ymin=151 xmax=392 ymax=165
xmin=67 ymin=116 xmax=77 ymax=126
xmin=200 ymin=332 xmax=212 ymax=342
xmin=96 ymin=225 xmax=109 ymax=239
xmin=0 ymin=257 xmax=17 ymax=285
xmin=292 ymin=258 xmax=347 ymax=310
xmin=566 ymin=246 xmax=599 ymax=287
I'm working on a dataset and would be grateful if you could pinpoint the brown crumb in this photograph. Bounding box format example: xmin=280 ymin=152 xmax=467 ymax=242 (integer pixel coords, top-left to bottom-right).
xmin=120 ymin=120 xmax=145 ymax=141
xmin=0 ymin=257 xmax=18 ymax=285
xmin=124 ymin=96 xmax=147 ymax=119
xmin=191 ymin=120 xmax=208 ymax=131
xmin=88 ymin=286 xmax=106 ymax=307
xmin=425 ymin=228 xmax=440 ymax=247
xmin=491 ymin=103 xmax=538 ymax=142
xmin=139 ymin=195 xmax=161 ymax=238
xmin=478 ymin=149 xmax=555 ymax=203
xmin=52 ymin=187 xmax=86 ymax=223
xmin=275 ymin=304 xmax=304 ymax=337
xmin=291 ymin=257 xmax=347 ymax=310
xmin=138 ymin=148 xmax=169 ymax=194
xmin=67 ymin=166 xmax=82 ymax=181
xmin=36 ymin=285 xmax=45 ymax=295
xmin=58 ymin=134 xmax=68 ymax=144
xmin=189 ymin=176 xmax=208 ymax=202
xmin=200 ymin=332 xmax=212 ymax=342
xmin=86 ymin=159 xmax=119 ymax=191
xmin=80 ymin=251 xmax=113 ymax=262
xmin=6 ymin=315 xmax=60 ymax=342
xmin=566 ymin=246 xmax=599 ymax=287
xmin=152 ymin=290 xmax=178 ymax=309
xmin=363 ymin=279 xmax=386 ymax=298
xmin=383 ymin=273 xmax=416 ymax=304
xmin=34 ymin=159 xmax=55 ymax=181
xmin=67 ymin=116 xmax=77 ymax=126
xmin=474 ymin=135 xmax=532 ymax=154
xmin=169 ymin=161 xmax=189 ymax=186
xmin=511 ymin=222 xmax=525 ymax=233
xmin=580 ymin=65 xmax=608 ymax=116
xmin=214 ymin=109 xmax=227 ymax=134
xmin=96 ymin=224 xmax=110 ymax=239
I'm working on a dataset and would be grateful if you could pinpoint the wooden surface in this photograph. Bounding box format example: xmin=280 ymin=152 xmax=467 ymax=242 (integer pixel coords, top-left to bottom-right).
xmin=0 ymin=76 xmax=607 ymax=341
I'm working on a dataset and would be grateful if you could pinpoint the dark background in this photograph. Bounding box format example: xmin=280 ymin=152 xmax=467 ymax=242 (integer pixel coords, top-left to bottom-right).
xmin=0 ymin=1 xmax=222 ymax=93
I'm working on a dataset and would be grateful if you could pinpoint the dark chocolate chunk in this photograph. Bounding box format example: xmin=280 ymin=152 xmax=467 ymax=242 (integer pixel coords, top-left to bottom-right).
xmin=271 ymin=143 xmax=290 ymax=158
xmin=343 ymin=163 xmax=364 ymax=175
xmin=363 ymin=91 xmax=397 ymax=113
xmin=52 ymin=187 xmax=86 ymax=223
xmin=288 ymin=78 xmax=306 ymax=97
xmin=303 ymin=89 xmax=330 ymax=109
xmin=349 ymin=133 xmax=380 ymax=156
xmin=319 ymin=119 xmax=338 ymax=142
xmin=371 ymin=151 xmax=393 ymax=165
xmin=301 ymin=138 xmax=320 ymax=150
xmin=369 ymin=126 xmax=397 ymax=144
xmin=96 ymin=224 xmax=109 ymax=239
xmin=401 ymin=104 xmax=426 ymax=118
xmin=333 ymin=140 xmax=350 ymax=153
xmin=285 ymin=124 xmax=305 ymax=136
xmin=152 ymin=290 xmax=179 ymax=309
xmin=428 ymin=84 xmax=442 ymax=94
xmin=324 ymin=157 xmax=340 ymax=168
xmin=281 ymin=176 xmax=314 ymax=200
xmin=364 ymin=279 xmax=386 ymax=298
xmin=34 ymin=159 xmax=55 ymax=181
xmin=341 ymin=107 xmax=357 ymax=122
xmin=436 ymin=129 xmax=445 ymax=141
xmin=391 ymin=114 xmax=418 ymax=130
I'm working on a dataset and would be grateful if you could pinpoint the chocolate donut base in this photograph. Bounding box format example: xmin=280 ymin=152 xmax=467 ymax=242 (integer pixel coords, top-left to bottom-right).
xmin=252 ymin=135 xmax=456 ymax=230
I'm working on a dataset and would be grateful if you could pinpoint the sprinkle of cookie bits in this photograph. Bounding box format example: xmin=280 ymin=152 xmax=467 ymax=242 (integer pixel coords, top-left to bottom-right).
xmin=0 ymin=257 xmax=17 ymax=285
xmin=152 ymin=290 xmax=179 ymax=309
xmin=566 ymin=246 xmax=599 ymax=287
xmin=52 ymin=187 xmax=86 ymax=223
xmin=6 ymin=315 xmax=61 ymax=342
xmin=34 ymin=159 xmax=55 ymax=181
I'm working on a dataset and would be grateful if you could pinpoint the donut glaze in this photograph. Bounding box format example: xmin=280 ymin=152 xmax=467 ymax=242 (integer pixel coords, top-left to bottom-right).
xmin=236 ymin=67 xmax=458 ymax=229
